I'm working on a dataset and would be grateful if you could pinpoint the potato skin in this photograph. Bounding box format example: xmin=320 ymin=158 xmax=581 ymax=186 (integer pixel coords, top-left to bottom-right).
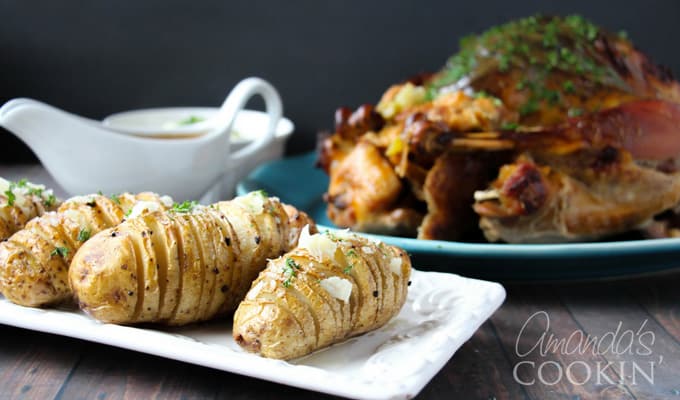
xmin=68 ymin=227 xmax=139 ymax=323
xmin=69 ymin=193 xmax=316 ymax=325
xmin=0 ymin=192 xmax=170 ymax=307
xmin=233 ymin=230 xmax=412 ymax=360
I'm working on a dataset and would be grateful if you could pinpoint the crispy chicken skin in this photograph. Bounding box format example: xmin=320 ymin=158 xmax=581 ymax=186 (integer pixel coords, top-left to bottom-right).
xmin=473 ymin=101 xmax=680 ymax=242
xmin=318 ymin=15 xmax=680 ymax=242
xmin=325 ymin=140 xmax=423 ymax=236
xmin=475 ymin=151 xmax=680 ymax=242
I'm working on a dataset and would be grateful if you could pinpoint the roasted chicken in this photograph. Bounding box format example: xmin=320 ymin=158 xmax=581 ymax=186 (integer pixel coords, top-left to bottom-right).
xmin=318 ymin=15 xmax=680 ymax=243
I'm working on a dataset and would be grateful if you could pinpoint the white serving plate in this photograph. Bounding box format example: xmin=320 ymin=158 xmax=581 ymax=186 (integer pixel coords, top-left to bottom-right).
xmin=0 ymin=270 xmax=505 ymax=400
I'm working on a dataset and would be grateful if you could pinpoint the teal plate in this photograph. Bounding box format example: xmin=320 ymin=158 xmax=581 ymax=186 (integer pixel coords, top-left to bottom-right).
xmin=237 ymin=152 xmax=680 ymax=281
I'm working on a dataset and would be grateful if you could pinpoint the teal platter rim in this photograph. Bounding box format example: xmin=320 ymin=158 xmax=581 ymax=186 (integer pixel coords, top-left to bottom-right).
xmin=236 ymin=152 xmax=680 ymax=281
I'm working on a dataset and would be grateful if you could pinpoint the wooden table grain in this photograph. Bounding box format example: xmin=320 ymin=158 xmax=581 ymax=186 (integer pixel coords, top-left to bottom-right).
xmin=2 ymin=165 xmax=680 ymax=400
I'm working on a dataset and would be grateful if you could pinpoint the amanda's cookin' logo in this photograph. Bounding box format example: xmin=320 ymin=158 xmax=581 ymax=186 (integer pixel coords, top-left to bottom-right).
xmin=513 ymin=311 xmax=661 ymax=386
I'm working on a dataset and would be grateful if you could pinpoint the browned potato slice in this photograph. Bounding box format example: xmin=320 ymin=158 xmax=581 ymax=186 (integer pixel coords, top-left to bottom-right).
xmin=141 ymin=213 xmax=180 ymax=320
xmin=189 ymin=212 xmax=217 ymax=321
xmin=128 ymin=218 xmax=161 ymax=322
xmin=202 ymin=212 xmax=233 ymax=319
xmin=70 ymin=192 xmax=317 ymax=325
xmin=169 ymin=212 xmax=204 ymax=325
xmin=214 ymin=200 xmax=260 ymax=270
xmin=0 ymin=192 xmax=172 ymax=307
xmin=233 ymin=228 xmax=412 ymax=360
xmin=339 ymin=243 xmax=379 ymax=334
xmin=293 ymin=258 xmax=344 ymax=344
xmin=214 ymin=193 xmax=299 ymax=312
xmin=259 ymin=268 xmax=317 ymax=348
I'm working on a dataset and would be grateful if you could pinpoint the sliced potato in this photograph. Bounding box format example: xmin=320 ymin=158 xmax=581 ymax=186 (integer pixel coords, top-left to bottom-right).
xmin=0 ymin=192 xmax=171 ymax=307
xmin=0 ymin=178 xmax=60 ymax=241
xmin=70 ymin=192 xmax=317 ymax=325
xmin=233 ymin=228 xmax=412 ymax=360
xmin=169 ymin=211 xmax=204 ymax=325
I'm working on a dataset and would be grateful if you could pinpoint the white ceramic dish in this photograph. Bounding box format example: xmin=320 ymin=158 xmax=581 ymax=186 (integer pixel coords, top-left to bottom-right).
xmin=102 ymin=107 xmax=294 ymax=149
xmin=103 ymin=107 xmax=295 ymax=201
xmin=0 ymin=77 xmax=284 ymax=201
xmin=0 ymin=270 xmax=505 ymax=400
xmin=102 ymin=107 xmax=219 ymax=137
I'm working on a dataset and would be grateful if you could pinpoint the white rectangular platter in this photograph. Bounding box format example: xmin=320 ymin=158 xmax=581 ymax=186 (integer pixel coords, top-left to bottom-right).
xmin=0 ymin=270 xmax=505 ymax=400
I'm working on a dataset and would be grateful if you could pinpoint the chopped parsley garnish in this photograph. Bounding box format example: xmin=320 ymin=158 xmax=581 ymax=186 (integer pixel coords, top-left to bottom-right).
xmin=110 ymin=194 xmax=121 ymax=205
xmin=172 ymin=200 xmax=198 ymax=213
xmin=541 ymin=89 xmax=561 ymax=105
xmin=500 ymin=122 xmax=519 ymax=130
xmin=255 ymin=189 xmax=268 ymax=197
xmin=27 ymin=187 xmax=43 ymax=197
xmin=343 ymin=249 xmax=357 ymax=274
xmin=50 ymin=246 xmax=69 ymax=258
xmin=568 ymin=108 xmax=584 ymax=117
xmin=282 ymin=257 xmax=301 ymax=288
xmin=3 ymin=179 xmax=56 ymax=208
xmin=427 ymin=14 xmax=629 ymax=113
xmin=325 ymin=230 xmax=339 ymax=241
xmin=4 ymin=187 xmax=16 ymax=206
xmin=178 ymin=115 xmax=204 ymax=125
xmin=519 ymin=98 xmax=540 ymax=116
xmin=4 ymin=179 xmax=26 ymax=206
xmin=474 ymin=90 xmax=489 ymax=99
xmin=473 ymin=91 xmax=502 ymax=106
xmin=77 ymin=228 xmax=91 ymax=242
xmin=44 ymin=194 xmax=56 ymax=207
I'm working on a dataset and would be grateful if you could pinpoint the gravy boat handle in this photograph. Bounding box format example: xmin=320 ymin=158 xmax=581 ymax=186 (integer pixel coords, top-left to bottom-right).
xmin=214 ymin=77 xmax=282 ymax=166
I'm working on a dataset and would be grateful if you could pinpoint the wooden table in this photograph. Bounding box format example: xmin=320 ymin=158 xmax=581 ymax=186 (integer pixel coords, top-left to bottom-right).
xmin=2 ymin=165 xmax=680 ymax=400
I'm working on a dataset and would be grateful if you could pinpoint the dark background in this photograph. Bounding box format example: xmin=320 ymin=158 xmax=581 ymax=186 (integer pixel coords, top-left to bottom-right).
xmin=2 ymin=0 xmax=679 ymax=163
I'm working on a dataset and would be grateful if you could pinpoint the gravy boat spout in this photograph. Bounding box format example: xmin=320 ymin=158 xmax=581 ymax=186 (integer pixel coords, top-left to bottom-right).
xmin=0 ymin=78 xmax=281 ymax=201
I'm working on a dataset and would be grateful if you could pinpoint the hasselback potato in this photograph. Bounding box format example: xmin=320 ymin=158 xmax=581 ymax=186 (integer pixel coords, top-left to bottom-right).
xmin=0 ymin=192 xmax=172 ymax=307
xmin=233 ymin=226 xmax=411 ymax=360
xmin=1 ymin=178 xmax=60 ymax=240
xmin=69 ymin=192 xmax=315 ymax=325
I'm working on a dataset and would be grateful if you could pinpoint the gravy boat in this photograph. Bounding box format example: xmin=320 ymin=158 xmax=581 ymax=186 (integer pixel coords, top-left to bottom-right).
xmin=0 ymin=77 xmax=282 ymax=201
